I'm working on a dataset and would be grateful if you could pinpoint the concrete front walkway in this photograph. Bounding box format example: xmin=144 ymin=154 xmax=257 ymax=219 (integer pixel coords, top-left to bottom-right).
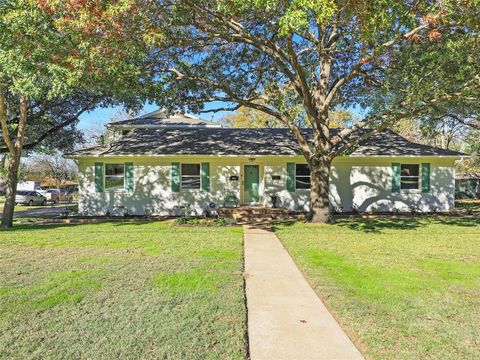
xmin=244 ymin=225 xmax=364 ymax=360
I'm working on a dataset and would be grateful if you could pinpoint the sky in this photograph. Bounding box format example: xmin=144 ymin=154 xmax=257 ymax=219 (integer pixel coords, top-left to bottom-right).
xmin=77 ymin=101 xmax=368 ymax=131
xmin=77 ymin=102 xmax=233 ymax=130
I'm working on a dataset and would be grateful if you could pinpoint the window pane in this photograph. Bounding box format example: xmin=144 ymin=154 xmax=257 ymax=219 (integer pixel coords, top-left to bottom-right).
xmin=182 ymin=164 xmax=200 ymax=176
xmin=401 ymin=179 xmax=419 ymax=190
xmin=401 ymin=164 xmax=419 ymax=177
xmin=105 ymin=176 xmax=124 ymax=190
xmin=105 ymin=164 xmax=124 ymax=190
xmin=105 ymin=164 xmax=124 ymax=176
xmin=181 ymin=176 xmax=201 ymax=189
xmin=296 ymin=176 xmax=311 ymax=189
xmin=296 ymin=164 xmax=310 ymax=176
xmin=400 ymin=164 xmax=419 ymax=190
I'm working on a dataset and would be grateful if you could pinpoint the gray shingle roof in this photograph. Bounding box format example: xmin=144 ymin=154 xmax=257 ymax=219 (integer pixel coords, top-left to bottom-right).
xmin=108 ymin=110 xmax=221 ymax=128
xmin=68 ymin=128 xmax=466 ymax=157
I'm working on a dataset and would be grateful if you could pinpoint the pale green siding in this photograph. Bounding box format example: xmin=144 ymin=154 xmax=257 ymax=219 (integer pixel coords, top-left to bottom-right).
xmin=77 ymin=155 xmax=457 ymax=215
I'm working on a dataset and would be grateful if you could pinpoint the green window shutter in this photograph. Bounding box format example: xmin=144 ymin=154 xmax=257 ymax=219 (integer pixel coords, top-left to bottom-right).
xmin=391 ymin=163 xmax=400 ymax=193
xmin=125 ymin=162 xmax=134 ymax=192
xmin=422 ymin=163 xmax=430 ymax=193
xmin=201 ymin=162 xmax=210 ymax=192
xmin=171 ymin=162 xmax=180 ymax=193
xmin=94 ymin=162 xmax=104 ymax=192
xmin=286 ymin=162 xmax=296 ymax=192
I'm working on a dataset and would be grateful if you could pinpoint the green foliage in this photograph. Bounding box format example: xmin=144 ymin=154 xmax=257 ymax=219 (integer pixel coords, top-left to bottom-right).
xmin=139 ymin=0 xmax=479 ymax=155
xmin=0 ymin=0 xmax=75 ymax=97
xmin=222 ymin=106 xmax=287 ymax=128
xmin=0 ymin=0 xmax=151 ymax=101
xmin=174 ymin=216 xmax=237 ymax=226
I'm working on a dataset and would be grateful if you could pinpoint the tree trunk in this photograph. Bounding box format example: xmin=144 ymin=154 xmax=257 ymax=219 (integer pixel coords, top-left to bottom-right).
xmin=309 ymin=157 xmax=331 ymax=223
xmin=1 ymin=154 xmax=20 ymax=228
xmin=0 ymin=94 xmax=28 ymax=228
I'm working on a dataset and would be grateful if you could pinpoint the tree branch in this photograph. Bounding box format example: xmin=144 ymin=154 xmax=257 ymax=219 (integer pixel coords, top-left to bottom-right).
xmin=0 ymin=89 xmax=16 ymax=156
xmin=199 ymin=104 xmax=241 ymax=113
xmin=15 ymin=95 xmax=28 ymax=153
xmin=444 ymin=113 xmax=480 ymax=129
xmin=325 ymin=23 xmax=429 ymax=107
xmin=331 ymin=74 xmax=480 ymax=156
xmin=0 ymin=104 xmax=93 ymax=153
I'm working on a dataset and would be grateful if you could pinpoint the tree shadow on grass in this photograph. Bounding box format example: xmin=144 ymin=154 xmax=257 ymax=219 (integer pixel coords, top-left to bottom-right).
xmin=270 ymin=215 xmax=480 ymax=234
xmin=336 ymin=217 xmax=422 ymax=233
xmin=335 ymin=215 xmax=480 ymax=233
xmin=1 ymin=219 xmax=171 ymax=232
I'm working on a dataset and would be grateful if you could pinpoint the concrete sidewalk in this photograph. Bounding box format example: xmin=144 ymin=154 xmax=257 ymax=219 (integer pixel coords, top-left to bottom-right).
xmin=244 ymin=225 xmax=364 ymax=360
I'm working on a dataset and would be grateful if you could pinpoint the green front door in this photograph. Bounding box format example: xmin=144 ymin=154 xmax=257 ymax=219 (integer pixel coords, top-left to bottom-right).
xmin=244 ymin=165 xmax=260 ymax=204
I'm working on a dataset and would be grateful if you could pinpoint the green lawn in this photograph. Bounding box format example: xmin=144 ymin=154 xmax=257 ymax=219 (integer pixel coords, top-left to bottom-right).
xmin=275 ymin=217 xmax=480 ymax=360
xmin=0 ymin=221 xmax=246 ymax=359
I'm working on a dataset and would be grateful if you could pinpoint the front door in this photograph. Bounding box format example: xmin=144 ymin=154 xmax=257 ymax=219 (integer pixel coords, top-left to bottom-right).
xmin=244 ymin=165 xmax=260 ymax=204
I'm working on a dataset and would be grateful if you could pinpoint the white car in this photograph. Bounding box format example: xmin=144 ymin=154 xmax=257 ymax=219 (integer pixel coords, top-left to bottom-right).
xmin=15 ymin=191 xmax=47 ymax=206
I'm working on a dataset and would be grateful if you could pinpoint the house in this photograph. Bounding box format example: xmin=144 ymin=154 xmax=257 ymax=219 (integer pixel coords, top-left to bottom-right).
xmin=67 ymin=109 xmax=466 ymax=216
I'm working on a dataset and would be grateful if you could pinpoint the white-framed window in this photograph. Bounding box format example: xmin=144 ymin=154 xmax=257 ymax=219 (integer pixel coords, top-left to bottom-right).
xmin=105 ymin=164 xmax=125 ymax=190
xmin=400 ymin=164 xmax=419 ymax=190
xmin=296 ymin=164 xmax=311 ymax=189
xmin=181 ymin=163 xmax=201 ymax=190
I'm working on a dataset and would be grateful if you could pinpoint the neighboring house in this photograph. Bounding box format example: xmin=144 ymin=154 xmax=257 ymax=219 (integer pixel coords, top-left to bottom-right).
xmin=40 ymin=178 xmax=79 ymax=193
xmin=67 ymin=109 xmax=466 ymax=216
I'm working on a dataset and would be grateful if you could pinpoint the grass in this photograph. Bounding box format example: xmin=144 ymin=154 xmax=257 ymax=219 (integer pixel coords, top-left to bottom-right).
xmin=0 ymin=221 xmax=246 ymax=359
xmin=274 ymin=216 xmax=480 ymax=360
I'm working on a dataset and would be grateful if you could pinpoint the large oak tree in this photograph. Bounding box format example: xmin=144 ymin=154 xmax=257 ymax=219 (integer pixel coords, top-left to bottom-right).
xmin=0 ymin=0 xmax=151 ymax=227
xmin=143 ymin=0 xmax=479 ymax=222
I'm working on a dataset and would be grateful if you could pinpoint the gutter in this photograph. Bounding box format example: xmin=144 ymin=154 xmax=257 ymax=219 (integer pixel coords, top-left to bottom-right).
xmin=64 ymin=153 xmax=466 ymax=160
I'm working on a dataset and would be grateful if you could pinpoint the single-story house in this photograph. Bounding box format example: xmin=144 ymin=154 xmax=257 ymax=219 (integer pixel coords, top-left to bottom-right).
xmin=67 ymin=110 xmax=466 ymax=216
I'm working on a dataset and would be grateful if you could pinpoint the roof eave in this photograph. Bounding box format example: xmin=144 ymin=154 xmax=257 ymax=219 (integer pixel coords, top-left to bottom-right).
xmin=65 ymin=153 xmax=468 ymax=159
xmin=107 ymin=124 xmax=222 ymax=129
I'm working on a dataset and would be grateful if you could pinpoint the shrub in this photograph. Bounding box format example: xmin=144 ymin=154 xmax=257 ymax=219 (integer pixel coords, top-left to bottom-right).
xmin=409 ymin=205 xmax=419 ymax=215
xmin=174 ymin=217 xmax=236 ymax=226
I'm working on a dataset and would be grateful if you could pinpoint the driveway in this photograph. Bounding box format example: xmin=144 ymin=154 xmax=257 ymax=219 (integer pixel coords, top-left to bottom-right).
xmin=0 ymin=206 xmax=71 ymax=218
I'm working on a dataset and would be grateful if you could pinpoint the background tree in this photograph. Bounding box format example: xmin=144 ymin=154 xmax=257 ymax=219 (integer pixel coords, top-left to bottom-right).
xmin=222 ymin=106 xmax=352 ymax=128
xmin=25 ymin=152 xmax=78 ymax=191
xmin=142 ymin=0 xmax=479 ymax=222
xmin=221 ymin=106 xmax=286 ymax=128
xmin=0 ymin=0 xmax=151 ymax=227
xmin=394 ymin=116 xmax=469 ymax=150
